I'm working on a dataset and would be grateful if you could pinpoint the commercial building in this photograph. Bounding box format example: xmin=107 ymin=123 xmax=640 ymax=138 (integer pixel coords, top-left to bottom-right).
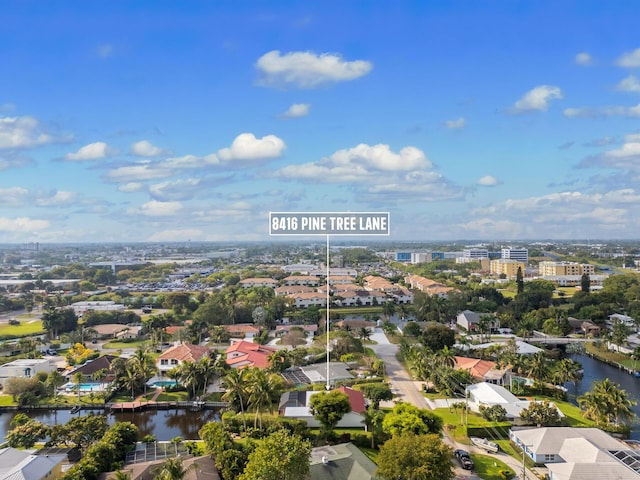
xmin=501 ymin=247 xmax=529 ymax=263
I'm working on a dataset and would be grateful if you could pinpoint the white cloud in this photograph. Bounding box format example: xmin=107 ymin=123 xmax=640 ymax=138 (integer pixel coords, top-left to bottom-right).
xmin=512 ymin=85 xmax=563 ymax=113
xmin=0 ymin=187 xmax=29 ymax=206
xmin=616 ymin=75 xmax=640 ymax=93
xmin=218 ymin=133 xmax=286 ymax=161
xmin=105 ymin=164 xmax=172 ymax=182
xmin=563 ymin=103 xmax=640 ymax=118
xmin=330 ymin=144 xmax=431 ymax=171
xmin=444 ymin=117 xmax=466 ymax=129
xmin=0 ymin=116 xmax=56 ymax=149
xmin=131 ymin=140 xmax=164 ymax=157
xmin=65 ymin=142 xmax=112 ymax=161
xmin=118 ymin=182 xmax=144 ymax=193
xmin=256 ymin=50 xmax=373 ymax=89
xmin=477 ymin=175 xmax=500 ymax=186
xmin=575 ymin=52 xmax=593 ymax=66
xmin=281 ymin=103 xmax=311 ymax=118
xmin=36 ymin=190 xmax=77 ymax=206
xmin=276 ymin=143 xmax=432 ymax=183
xmin=149 ymin=178 xmax=201 ymax=201
xmin=160 ymin=154 xmax=219 ymax=169
xmin=617 ymin=48 xmax=640 ymax=68
xmin=137 ymin=200 xmax=183 ymax=217
xmin=0 ymin=216 xmax=50 ymax=232
xmin=605 ymin=141 xmax=640 ymax=159
xmin=271 ymin=143 xmax=464 ymax=201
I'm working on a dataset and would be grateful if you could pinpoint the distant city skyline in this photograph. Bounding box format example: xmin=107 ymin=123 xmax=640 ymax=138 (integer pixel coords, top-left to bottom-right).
xmin=2 ymin=1 xmax=640 ymax=243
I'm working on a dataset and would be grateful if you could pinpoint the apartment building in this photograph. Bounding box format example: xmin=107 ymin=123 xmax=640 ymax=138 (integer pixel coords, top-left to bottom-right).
xmin=490 ymin=259 xmax=525 ymax=278
xmin=539 ymin=261 xmax=595 ymax=276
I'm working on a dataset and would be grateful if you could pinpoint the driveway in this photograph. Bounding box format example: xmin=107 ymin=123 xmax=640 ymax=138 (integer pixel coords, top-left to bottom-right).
xmin=369 ymin=330 xmax=430 ymax=408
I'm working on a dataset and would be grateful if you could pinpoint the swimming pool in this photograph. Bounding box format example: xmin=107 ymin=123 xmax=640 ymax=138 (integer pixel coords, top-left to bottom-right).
xmin=150 ymin=380 xmax=178 ymax=388
xmin=64 ymin=382 xmax=105 ymax=392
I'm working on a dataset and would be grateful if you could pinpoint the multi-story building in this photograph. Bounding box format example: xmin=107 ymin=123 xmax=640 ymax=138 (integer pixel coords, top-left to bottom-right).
xmin=539 ymin=261 xmax=595 ymax=277
xmin=501 ymin=247 xmax=528 ymax=264
xmin=490 ymin=259 xmax=525 ymax=278
xmin=462 ymin=248 xmax=489 ymax=260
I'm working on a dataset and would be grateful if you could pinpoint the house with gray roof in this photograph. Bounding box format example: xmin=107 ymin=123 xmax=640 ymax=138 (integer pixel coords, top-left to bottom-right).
xmin=510 ymin=427 xmax=640 ymax=479
xmin=309 ymin=443 xmax=378 ymax=480
xmin=0 ymin=447 xmax=66 ymax=480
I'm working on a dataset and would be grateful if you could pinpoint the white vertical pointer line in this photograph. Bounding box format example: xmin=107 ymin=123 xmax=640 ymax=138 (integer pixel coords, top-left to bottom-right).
xmin=326 ymin=234 xmax=330 ymax=391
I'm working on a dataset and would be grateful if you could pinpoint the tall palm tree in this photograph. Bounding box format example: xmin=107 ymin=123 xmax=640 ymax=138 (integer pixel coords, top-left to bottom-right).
xmin=221 ymin=368 xmax=248 ymax=431
xmin=177 ymin=361 xmax=201 ymax=399
xmin=47 ymin=370 xmax=65 ymax=400
xmin=578 ymin=378 xmax=637 ymax=426
xmin=196 ymin=355 xmax=217 ymax=398
xmin=245 ymin=368 xmax=285 ymax=429
xmin=122 ymin=367 xmax=140 ymax=401
xmin=153 ymin=456 xmax=198 ymax=480
xmin=525 ymin=351 xmax=550 ymax=383
xmin=72 ymin=371 xmax=83 ymax=401
xmin=130 ymin=346 xmax=156 ymax=395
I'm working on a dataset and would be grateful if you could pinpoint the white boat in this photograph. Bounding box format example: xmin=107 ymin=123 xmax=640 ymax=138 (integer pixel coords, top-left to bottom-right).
xmin=470 ymin=437 xmax=499 ymax=453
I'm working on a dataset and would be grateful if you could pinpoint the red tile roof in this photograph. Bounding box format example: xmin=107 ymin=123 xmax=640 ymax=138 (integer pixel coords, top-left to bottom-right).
xmin=157 ymin=343 xmax=210 ymax=362
xmin=225 ymin=341 xmax=277 ymax=369
xmin=454 ymin=356 xmax=497 ymax=379
xmin=334 ymin=386 xmax=366 ymax=414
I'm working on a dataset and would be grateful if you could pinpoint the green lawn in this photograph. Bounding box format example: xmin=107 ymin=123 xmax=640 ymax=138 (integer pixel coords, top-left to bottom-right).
xmin=435 ymin=408 xmax=509 ymax=443
xmin=471 ymin=454 xmax=516 ymax=480
xmin=0 ymin=319 xmax=45 ymax=338
xmin=103 ymin=339 xmax=150 ymax=350
xmin=0 ymin=395 xmax=17 ymax=406
xmin=156 ymin=391 xmax=190 ymax=402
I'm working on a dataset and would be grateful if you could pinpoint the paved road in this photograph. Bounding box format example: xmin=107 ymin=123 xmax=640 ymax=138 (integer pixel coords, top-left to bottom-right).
xmin=370 ymin=328 xmax=536 ymax=480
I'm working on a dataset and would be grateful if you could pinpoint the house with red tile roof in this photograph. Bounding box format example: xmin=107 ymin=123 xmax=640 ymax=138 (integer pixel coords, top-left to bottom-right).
xmin=224 ymin=323 xmax=261 ymax=339
xmin=156 ymin=343 xmax=211 ymax=376
xmin=454 ymin=356 xmax=507 ymax=384
xmin=225 ymin=340 xmax=277 ymax=369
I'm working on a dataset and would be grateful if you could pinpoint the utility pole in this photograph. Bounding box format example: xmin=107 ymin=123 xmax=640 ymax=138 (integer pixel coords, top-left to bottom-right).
xmin=521 ymin=444 xmax=532 ymax=480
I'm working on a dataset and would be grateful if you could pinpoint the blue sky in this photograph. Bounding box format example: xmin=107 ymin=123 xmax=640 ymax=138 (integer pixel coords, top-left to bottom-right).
xmin=2 ymin=1 xmax=640 ymax=243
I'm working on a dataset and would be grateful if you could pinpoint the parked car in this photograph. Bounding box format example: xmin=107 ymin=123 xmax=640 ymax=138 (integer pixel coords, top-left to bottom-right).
xmin=454 ymin=449 xmax=474 ymax=470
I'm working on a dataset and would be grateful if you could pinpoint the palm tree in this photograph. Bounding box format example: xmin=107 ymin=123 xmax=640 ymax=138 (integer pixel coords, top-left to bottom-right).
xmin=130 ymin=346 xmax=156 ymax=395
xmin=196 ymin=355 xmax=218 ymax=398
xmin=153 ymin=456 xmax=198 ymax=480
xmin=122 ymin=367 xmax=140 ymax=401
xmin=578 ymin=378 xmax=637 ymax=426
xmin=551 ymin=358 xmax=582 ymax=386
xmin=245 ymin=368 xmax=285 ymax=429
xmin=525 ymin=351 xmax=550 ymax=383
xmin=72 ymin=371 xmax=83 ymax=401
xmin=47 ymin=370 xmax=65 ymax=400
xmin=177 ymin=361 xmax=200 ymax=399
xmin=221 ymin=368 xmax=248 ymax=431
xmin=436 ymin=345 xmax=456 ymax=368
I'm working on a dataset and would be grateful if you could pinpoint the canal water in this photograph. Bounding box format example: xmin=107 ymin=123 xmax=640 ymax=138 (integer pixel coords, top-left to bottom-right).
xmin=0 ymin=408 xmax=221 ymax=441
xmin=566 ymin=353 xmax=640 ymax=439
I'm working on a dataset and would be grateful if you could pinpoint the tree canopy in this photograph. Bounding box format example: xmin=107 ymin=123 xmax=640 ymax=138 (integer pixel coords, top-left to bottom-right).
xmin=238 ymin=429 xmax=311 ymax=480
xmin=376 ymin=433 xmax=455 ymax=480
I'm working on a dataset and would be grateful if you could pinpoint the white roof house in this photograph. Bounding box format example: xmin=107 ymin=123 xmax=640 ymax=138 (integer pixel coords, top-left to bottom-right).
xmin=0 ymin=358 xmax=57 ymax=389
xmin=466 ymin=382 xmax=533 ymax=421
xmin=510 ymin=427 xmax=640 ymax=479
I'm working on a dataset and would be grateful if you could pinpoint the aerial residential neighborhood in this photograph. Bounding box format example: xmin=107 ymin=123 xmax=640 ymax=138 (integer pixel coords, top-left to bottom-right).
xmin=0 ymin=240 xmax=639 ymax=479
